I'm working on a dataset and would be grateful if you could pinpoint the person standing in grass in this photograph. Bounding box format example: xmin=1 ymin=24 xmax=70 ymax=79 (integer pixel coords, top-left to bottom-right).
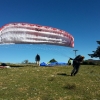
xmin=35 ymin=54 xmax=40 ymax=66
xmin=71 ymin=55 xmax=85 ymax=76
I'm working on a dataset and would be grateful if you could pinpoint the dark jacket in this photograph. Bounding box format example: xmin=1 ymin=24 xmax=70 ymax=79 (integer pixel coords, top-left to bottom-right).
xmin=71 ymin=55 xmax=84 ymax=66
xmin=74 ymin=55 xmax=84 ymax=63
xmin=35 ymin=54 xmax=40 ymax=61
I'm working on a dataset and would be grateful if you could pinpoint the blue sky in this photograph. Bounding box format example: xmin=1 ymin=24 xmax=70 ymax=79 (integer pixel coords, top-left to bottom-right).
xmin=0 ymin=0 xmax=100 ymax=63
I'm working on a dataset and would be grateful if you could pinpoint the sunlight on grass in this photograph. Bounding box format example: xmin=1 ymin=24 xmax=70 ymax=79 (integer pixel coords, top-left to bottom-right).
xmin=0 ymin=65 xmax=100 ymax=100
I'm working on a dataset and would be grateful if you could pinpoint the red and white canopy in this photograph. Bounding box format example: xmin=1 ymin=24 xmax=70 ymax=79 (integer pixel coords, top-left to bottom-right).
xmin=0 ymin=23 xmax=74 ymax=47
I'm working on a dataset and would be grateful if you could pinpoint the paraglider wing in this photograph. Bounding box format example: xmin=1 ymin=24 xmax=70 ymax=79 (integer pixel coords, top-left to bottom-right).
xmin=0 ymin=23 xmax=74 ymax=47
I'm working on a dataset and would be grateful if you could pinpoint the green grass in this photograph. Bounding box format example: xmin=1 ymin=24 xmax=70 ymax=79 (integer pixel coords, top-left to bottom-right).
xmin=0 ymin=65 xmax=100 ymax=100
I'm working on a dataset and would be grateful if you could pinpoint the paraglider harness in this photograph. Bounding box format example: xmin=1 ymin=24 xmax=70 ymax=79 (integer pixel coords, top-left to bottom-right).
xmin=70 ymin=55 xmax=84 ymax=65
xmin=68 ymin=58 xmax=72 ymax=65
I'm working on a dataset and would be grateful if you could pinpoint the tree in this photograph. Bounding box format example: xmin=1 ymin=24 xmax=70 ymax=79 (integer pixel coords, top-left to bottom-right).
xmin=88 ymin=41 xmax=100 ymax=59
xmin=22 ymin=60 xmax=29 ymax=64
xmin=97 ymin=41 xmax=100 ymax=44
xmin=49 ymin=58 xmax=57 ymax=63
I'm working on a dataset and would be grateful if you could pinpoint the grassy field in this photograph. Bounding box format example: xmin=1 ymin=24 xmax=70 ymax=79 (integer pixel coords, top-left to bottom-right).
xmin=0 ymin=65 xmax=100 ymax=100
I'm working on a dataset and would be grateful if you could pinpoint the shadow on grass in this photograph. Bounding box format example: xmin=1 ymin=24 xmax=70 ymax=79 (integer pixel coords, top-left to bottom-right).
xmin=57 ymin=73 xmax=71 ymax=76
xmin=63 ymin=83 xmax=76 ymax=90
